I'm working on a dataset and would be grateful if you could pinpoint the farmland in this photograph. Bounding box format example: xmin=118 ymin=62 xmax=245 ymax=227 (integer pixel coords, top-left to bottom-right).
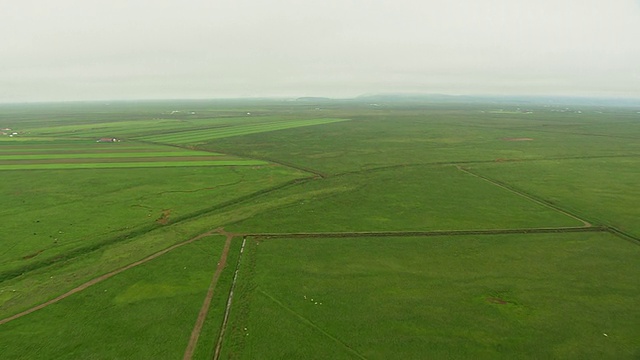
xmin=221 ymin=233 xmax=640 ymax=359
xmin=136 ymin=118 xmax=347 ymax=145
xmin=1 ymin=99 xmax=639 ymax=359
xmin=1 ymin=235 xmax=226 ymax=359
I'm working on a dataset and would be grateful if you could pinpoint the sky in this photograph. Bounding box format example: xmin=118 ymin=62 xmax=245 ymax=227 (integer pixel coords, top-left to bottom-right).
xmin=1 ymin=0 xmax=640 ymax=102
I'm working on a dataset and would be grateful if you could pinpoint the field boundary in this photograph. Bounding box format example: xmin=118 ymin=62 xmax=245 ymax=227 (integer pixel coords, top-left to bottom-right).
xmin=0 ymin=160 xmax=266 ymax=171
xmin=0 ymin=230 xmax=218 ymax=326
xmin=246 ymin=226 xmax=605 ymax=240
xmin=605 ymin=226 xmax=640 ymax=246
xmin=213 ymin=236 xmax=247 ymax=360
xmin=330 ymin=155 xmax=640 ymax=179
xmin=456 ymin=166 xmax=593 ymax=227
xmin=194 ymin=145 xmax=328 ymax=178
xmin=183 ymin=231 xmax=234 ymax=360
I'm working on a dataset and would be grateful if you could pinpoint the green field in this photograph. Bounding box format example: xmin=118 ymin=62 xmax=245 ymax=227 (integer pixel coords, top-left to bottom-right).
xmin=1 ymin=236 xmax=225 ymax=360
xmin=0 ymin=165 xmax=304 ymax=283
xmin=0 ymin=152 xmax=224 ymax=159
xmin=226 ymin=165 xmax=585 ymax=233
xmin=136 ymin=118 xmax=348 ymax=145
xmin=1 ymin=99 xmax=639 ymax=359
xmin=222 ymin=233 xmax=640 ymax=359
xmin=469 ymin=158 xmax=640 ymax=238
xmin=0 ymin=140 xmax=261 ymax=170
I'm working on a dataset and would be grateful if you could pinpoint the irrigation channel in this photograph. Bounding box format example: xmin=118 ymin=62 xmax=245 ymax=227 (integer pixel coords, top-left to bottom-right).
xmin=183 ymin=232 xmax=235 ymax=360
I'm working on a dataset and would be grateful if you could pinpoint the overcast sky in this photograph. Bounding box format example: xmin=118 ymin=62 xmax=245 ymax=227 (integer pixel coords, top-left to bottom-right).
xmin=2 ymin=0 xmax=640 ymax=102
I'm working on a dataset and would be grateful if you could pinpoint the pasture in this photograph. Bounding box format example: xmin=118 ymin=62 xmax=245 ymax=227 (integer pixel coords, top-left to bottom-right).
xmin=0 ymin=99 xmax=639 ymax=359
xmin=226 ymin=165 xmax=586 ymax=233
xmin=469 ymin=158 xmax=640 ymax=238
xmin=221 ymin=233 xmax=640 ymax=359
xmin=136 ymin=118 xmax=348 ymax=145
xmin=0 ymin=140 xmax=264 ymax=170
xmin=1 ymin=235 xmax=225 ymax=360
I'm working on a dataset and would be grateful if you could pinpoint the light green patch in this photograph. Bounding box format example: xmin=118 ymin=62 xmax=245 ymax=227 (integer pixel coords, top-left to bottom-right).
xmin=139 ymin=118 xmax=349 ymax=145
xmin=114 ymin=282 xmax=190 ymax=304
xmin=0 ymin=151 xmax=221 ymax=160
xmin=0 ymin=160 xmax=268 ymax=170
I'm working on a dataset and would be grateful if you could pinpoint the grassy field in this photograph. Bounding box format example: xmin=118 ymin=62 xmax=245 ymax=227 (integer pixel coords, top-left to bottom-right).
xmin=469 ymin=158 xmax=640 ymax=238
xmin=136 ymin=118 xmax=348 ymax=145
xmin=1 ymin=235 xmax=225 ymax=360
xmin=0 ymin=99 xmax=639 ymax=359
xmin=206 ymin=105 xmax=640 ymax=175
xmin=227 ymin=165 xmax=585 ymax=233
xmin=0 ymin=165 xmax=304 ymax=282
xmin=0 ymin=139 xmax=265 ymax=170
xmin=222 ymin=233 xmax=640 ymax=359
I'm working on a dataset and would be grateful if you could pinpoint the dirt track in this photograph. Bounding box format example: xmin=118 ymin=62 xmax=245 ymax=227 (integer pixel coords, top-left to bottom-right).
xmin=213 ymin=236 xmax=247 ymax=360
xmin=183 ymin=229 xmax=235 ymax=360
xmin=0 ymin=229 xmax=217 ymax=326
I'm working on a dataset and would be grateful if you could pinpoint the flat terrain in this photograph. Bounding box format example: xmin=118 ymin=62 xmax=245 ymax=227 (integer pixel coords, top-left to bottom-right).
xmin=1 ymin=235 xmax=225 ymax=359
xmin=226 ymin=165 xmax=585 ymax=233
xmin=470 ymin=158 xmax=640 ymax=238
xmin=0 ymin=99 xmax=639 ymax=359
xmin=222 ymin=233 xmax=640 ymax=359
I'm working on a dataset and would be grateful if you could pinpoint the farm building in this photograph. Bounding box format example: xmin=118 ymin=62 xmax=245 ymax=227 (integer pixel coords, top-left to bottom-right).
xmin=97 ymin=138 xmax=120 ymax=143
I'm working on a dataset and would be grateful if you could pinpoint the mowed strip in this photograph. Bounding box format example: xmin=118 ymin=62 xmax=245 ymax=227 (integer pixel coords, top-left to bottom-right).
xmin=24 ymin=119 xmax=195 ymax=136
xmin=138 ymin=122 xmax=304 ymax=143
xmin=24 ymin=116 xmax=289 ymax=138
xmin=0 ymin=144 xmax=190 ymax=152
xmin=138 ymin=118 xmax=348 ymax=144
xmin=0 ymin=141 xmax=267 ymax=169
xmin=0 ymin=151 xmax=223 ymax=160
xmin=150 ymin=118 xmax=347 ymax=144
xmin=0 ymin=156 xmax=228 ymax=164
xmin=26 ymin=118 xmax=244 ymax=137
xmin=0 ymin=142 xmax=190 ymax=153
xmin=0 ymin=160 xmax=268 ymax=170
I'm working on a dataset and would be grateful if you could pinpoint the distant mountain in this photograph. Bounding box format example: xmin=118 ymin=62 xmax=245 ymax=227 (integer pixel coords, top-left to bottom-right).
xmin=356 ymin=93 xmax=472 ymax=102
xmin=295 ymin=97 xmax=335 ymax=102
xmin=355 ymin=93 xmax=640 ymax=107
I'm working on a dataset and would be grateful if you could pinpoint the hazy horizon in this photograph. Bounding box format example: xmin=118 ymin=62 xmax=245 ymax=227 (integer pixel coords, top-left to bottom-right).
xmin=2 ymin=0 xmax=640 ymax=103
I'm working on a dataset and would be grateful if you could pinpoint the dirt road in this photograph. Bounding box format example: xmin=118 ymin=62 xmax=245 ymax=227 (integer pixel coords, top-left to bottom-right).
xmin=183 ymin=230 xmax=234 ymax=360
xmin=0 ymin=230 xmax=216 ymax=326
